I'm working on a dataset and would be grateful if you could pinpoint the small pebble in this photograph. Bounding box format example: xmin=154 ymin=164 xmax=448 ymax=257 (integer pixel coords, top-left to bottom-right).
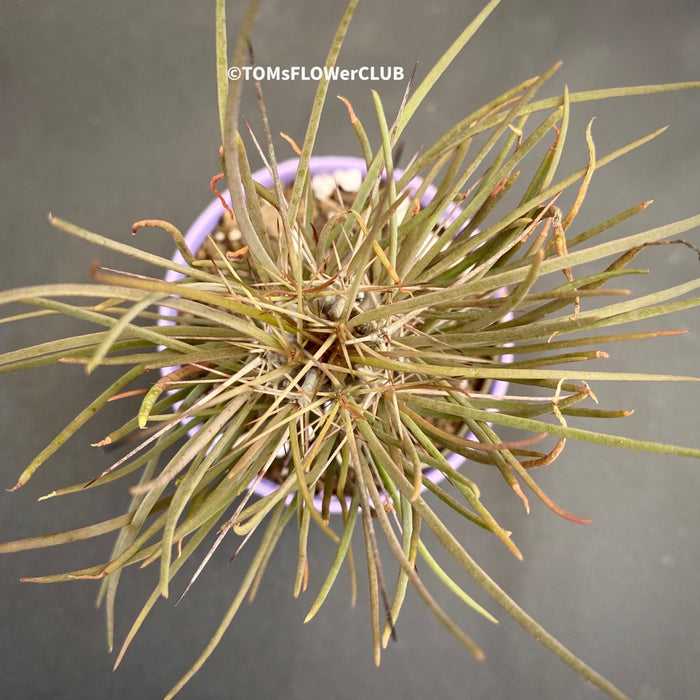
xmin=311 ymin=174 xmax=337 ymax=200
xmin=333 ymin=168 xmax=362 ymax=193
xmin=311 ymin=169 xmax=363 ymax=201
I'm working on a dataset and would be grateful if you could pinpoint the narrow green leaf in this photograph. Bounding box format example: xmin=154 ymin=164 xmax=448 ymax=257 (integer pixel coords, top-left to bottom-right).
xmin=287 ymin=0 xmax=359 ymax=224
xmin=8 ymin=365 xmax=144 ymax=490
xmin=163 ymin=502 xmax=289 ymax=699
xmin=395 ymin=0 xmax=502 ymax=140
xmin=355 ymin=419 xmax=630 ymax=700
xmin=403 ymin=394 xmax=700 ymax=459
xmin=305 ymin=489 xmax=361 ymax=623
xmin=0 ymin=514 xmax=132 ymax=554
xmin=350 ymin=214 xmax=700 ymax=328
xmin=215 ymin=0 xmax=228 ymax=143
xmin=49 ymin=216 xmax=218 ymax=283
xmin=87 ymin=292 xmax=165 ymax=374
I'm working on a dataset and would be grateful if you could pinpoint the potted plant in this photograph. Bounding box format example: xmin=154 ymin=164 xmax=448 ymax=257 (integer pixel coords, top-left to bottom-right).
xmin=1 ymin=1 xmax=698 ymax=698
xmin=163 ymin=153 xmax=514 ymax=513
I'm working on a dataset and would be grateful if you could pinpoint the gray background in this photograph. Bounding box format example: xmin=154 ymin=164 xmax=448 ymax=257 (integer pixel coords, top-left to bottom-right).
xmin=1 ymin=1 xmax=699 ymax=699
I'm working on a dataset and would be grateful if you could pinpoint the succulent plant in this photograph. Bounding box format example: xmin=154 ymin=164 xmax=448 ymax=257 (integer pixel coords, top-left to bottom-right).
xmin=1 ymin=1 xmax=699 ymax=698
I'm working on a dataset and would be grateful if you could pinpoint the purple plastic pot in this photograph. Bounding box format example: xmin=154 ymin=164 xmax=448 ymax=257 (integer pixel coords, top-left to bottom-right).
xmin=161 ymin=156 xmax=511 ymax=513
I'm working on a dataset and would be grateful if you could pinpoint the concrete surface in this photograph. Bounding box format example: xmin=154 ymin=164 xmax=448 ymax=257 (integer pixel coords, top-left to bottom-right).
xmin=1 ymin=2 xmax=699 ymax=699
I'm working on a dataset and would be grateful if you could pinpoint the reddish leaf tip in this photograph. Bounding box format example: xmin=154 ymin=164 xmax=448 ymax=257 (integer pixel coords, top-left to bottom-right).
xmin=7 ymin=480 xmax=25 ymax=492
xmin=511 ymin=482 xmax=530 ymax=514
